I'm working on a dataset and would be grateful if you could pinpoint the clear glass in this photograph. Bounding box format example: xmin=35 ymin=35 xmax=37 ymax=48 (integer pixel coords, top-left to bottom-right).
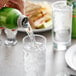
xmin=0 ymin=29 xmax=2 ymax=46
xmin=52 ymin=1 xmax=73 ymax=51
xmin=4 ymin=29 xmax=18 ymax=46
xmin=23 ymin=34 xmax=46 ymax=76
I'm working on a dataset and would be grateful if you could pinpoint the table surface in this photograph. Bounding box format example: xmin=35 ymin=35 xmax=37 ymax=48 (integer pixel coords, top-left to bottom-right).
xmin=0 ymin=30 xmax=76 ymax=76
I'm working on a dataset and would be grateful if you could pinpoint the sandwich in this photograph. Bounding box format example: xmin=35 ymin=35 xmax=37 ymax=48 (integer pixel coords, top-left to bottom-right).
xmin=25 ymin=1 xmax=52 ymax=29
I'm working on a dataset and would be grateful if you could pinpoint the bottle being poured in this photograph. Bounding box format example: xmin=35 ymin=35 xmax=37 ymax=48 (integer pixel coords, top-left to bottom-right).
xmin=0 ymin=7 xmax=35 ymax=46
xmin=0 ymin=0 xmax=25 ymax=46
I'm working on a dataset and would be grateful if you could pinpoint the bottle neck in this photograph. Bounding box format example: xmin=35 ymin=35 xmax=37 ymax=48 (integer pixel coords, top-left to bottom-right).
xmin=17 ymin=15 xmax=29 ymax=28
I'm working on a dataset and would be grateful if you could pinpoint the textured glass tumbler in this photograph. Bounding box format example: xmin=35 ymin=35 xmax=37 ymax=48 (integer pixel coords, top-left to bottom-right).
xmin=4 ymin=29 xmax=18 ymax=46
xmin=0 ymin=29 xmax=2 ymax=46
xmin=23 ymin=34 xmax=46 ymax=76
xmin=52 ymin=1 xmax=73 ymax=51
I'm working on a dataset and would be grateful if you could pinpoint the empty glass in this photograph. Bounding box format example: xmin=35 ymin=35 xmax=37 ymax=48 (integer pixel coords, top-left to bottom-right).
xmin=52 ymin=1 xmax=73 ymax=50
xmin=4 ymin=29 xmax=18 ymax=46
xmin=23 ymin=34 xmax=46 ymax=76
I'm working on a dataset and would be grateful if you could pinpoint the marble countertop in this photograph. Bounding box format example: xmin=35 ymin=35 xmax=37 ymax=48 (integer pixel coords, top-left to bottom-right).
xmin=0 ymin=30 xmax=76 ymax=76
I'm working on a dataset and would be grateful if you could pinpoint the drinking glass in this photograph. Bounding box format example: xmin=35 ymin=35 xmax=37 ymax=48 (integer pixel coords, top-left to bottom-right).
xmin=52 ymin=1 xmax=73 ymax=51
xmin=23 ymin=34 xmax=46 ymax=76
xmin=0 ymin=27 xmax=4 ymax=46
xmin=0 ymin=29 xmax=2 ymax=46
xmin=4 ymin=28 xmax=18 ymax=46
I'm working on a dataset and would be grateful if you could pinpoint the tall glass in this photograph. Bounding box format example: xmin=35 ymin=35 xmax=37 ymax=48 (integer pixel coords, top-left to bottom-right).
xmin=23 ymin=34 xmax=46 ymax=76
xmin=4 ymin=29 xmax=17 ymax=46
xmin=0 ymin=29 xmax=2 ymax=46
xmin=0 ymin=27 xmax=4 ymax=46
xmin=52 ymin=1 xmax=73 ymax=51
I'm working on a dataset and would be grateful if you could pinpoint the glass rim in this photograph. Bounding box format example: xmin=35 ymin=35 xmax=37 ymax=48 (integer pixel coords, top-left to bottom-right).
xmin=52 ymin=1 xmax=73 ymax=11
xmin=22 ymin=34 xmax=47 ymax=44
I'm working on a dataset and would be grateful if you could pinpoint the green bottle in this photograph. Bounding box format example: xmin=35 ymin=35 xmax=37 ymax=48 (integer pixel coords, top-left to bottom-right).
xmin=67 ymin=0 xmax=76 ymax=38
xmin=72 ymin=2 xmax=76 ymax=38
xmin=0 ymin=7 xmax=28 ymax=29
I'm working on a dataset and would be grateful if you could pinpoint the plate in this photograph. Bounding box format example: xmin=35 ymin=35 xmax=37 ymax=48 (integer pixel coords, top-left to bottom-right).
xmin=65 ymin=45 xmax=76 ymax=71
xmin=18 ymin=25 xmax=52 ymax=32
xmin=18 ymin=1 xmax=52 ymax=32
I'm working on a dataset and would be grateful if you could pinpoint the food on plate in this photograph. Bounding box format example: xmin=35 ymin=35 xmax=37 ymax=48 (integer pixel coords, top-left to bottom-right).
xmin=25 ymin=1 xmax=52 ymax=29
xmin=0 ymin=0 xmax=25 ymax=14
xmin=0 ymin=0 xmax=9 ymax=9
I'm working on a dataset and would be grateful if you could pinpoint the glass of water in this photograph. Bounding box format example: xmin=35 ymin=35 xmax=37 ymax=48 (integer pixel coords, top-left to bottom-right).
xmin=4 ymin=28 xmax=18 ymax=46
xmin=0 ymin=29 xmax=2 ymax=46
xmin=0 ymin=27 xmax=4 ymax=46
xmin=52 ymin=1 xmax=73 ymax=51
xmin=23 ymin=34 xmax=46 ymax=76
